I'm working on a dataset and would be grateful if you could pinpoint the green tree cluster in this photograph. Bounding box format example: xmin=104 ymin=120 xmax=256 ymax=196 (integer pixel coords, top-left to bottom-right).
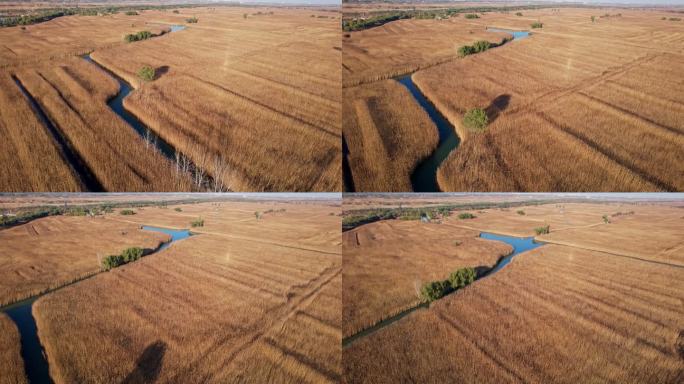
xmin=462 ymin=108 xmax=489 ymax=132
xmin=420 ymin=267 xmax=477 ymax=302
xmin=124 ymin=30 xmax=153 ymax=43
xmin=102 ymin=247 xmax=143 ymax=271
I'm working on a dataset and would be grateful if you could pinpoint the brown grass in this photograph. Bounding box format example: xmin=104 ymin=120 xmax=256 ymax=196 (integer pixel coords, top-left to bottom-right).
xmin=343 ymin=80 xmax=438 ymax=191
xmin=0 ymin=73 xmax=81 ymax=191
xmin=0 ymin=7 xmax=341 ymax=192
xmin=30 ymin=200 xmax=341 ymax=382
xmin=342 ymin=17 xmax=509 ymax=86
xmin=344 ymin=243 xmax=684 ymax=383
xmin=343 ymin=219 xmax=511 ymax=337
xmin=0 ymin=215 xmax=169 ymax=307
xmin=89 ymin=7 xmax=341 ymax=191
xmin=406 ymin=8 xmax=684 ymax=191
xmin=0 ymin=313 xmax=26 ymax=384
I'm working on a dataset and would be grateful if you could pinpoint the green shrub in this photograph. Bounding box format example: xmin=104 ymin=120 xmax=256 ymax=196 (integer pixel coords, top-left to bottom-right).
xmin=449 ymin=267 xmax=476 ymax=289
xmin=464 ymin=14 xmax=479 ymax=19
xmin=458 ymin=212 xmax=476 ymax=219
xmin=472 ymin=40 xmax=491 ymax=53
xmin=124 ymin=30 xmax=153 ymax=43
xmin=453 ymin=240 xmax=462 ymax=246
xmin=191 ymin=217 xmax=204 ymax=227
xmin=137 ymin=66 xmax=155 ymax=82
xmin=517 ymin=210 xmax=525 ymax=215
xmin=186 ymin=17 xmax=198 ymax=23
xmin=120 ymin=209 xmax=136 ymax=215
xmin=591 ymin=16 xmax=595 ymax=22
xmin=670 ymin=17 xmax=681 ymax=21
xmin=255 ymin=211 xmax=262 ymax=220
xmin=602 ymin=214 xmax=610 ymax=224
xmin=102 ymin=255 xmax=124 ymax=271
xmin=462 ymin=108 xmax=489 ymax=132
xmin=516 ymin=12 xmax=523 ymax=16
xmin=174 ymin=207 xmax=182 ymax=212
xmin=125 ymin=11 xmax=138 ymax=16
xmin=457 ymin=45 xmax=475 ymax=57
xmin=121 ymin=247 xmax=143 ymax=263
xmin=531 ymin=22 xmax=543 ymax=28
xmin=420 ymin=280 xmax=450 ymax=302
xmin=173 ymin=10 xmax=179 ymax=14
xmin=534 ymin=225 xmax=550 ymax=235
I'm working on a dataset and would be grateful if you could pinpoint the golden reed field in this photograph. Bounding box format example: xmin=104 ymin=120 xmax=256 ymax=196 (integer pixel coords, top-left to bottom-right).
xmin=0 ymin=313 xmax=26 ymax=384
xmin=0 ymin=195 xmax=341 ymax=383
xmin=342 ymin=196 xmax=684 ymax=383
xmin=343 ymin=7 xmax=684 ymax=192
xmin=0 ymin=6 xmax=341 ymax=192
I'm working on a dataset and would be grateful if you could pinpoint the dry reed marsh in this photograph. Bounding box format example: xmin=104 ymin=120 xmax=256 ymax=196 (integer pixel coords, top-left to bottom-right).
xmin=0 ymin=215 xmax=169 ymax=307
xmin=0 ymin=313 xmax=26 ymax=384
xmin=0 ymin=6 xmax=341 ymax=192
xmin=343 ymin=198 xmax=684 ymax=383
xmin=24 ymin=199 xmax=341 ymax=383
xmin=343 ymin=219 xmax=511 ymax=337
xmin=343 ymin=80 xmax=438 ymax=191
xmin=343 ymin=7 xmax=684 ymax=192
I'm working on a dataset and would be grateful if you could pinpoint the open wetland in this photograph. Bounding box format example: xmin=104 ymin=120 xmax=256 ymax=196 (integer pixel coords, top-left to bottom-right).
xmin=343 ymin=5 xmax=684 ymax=192
xmin=342 ymin=193 xmax=684 ymax=383
xmin=0 ymin=193 xmax=341 ymax=383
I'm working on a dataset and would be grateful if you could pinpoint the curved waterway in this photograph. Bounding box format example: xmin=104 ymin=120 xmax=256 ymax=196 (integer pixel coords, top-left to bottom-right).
xmin=81 ymin=25 xmax=187 ymax=161
xmin=0 ymin=225 xmax=192 ymax=384
xmin=398 ymin=28 xmax=530 ymax=192
xmin=342 ymin=231 xmax=543 ymax=348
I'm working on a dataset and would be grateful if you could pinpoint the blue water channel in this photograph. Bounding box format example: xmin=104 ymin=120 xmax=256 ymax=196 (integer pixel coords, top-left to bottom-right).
xmin=397 ymin=27 xmax=529 ymax=192
xmin=343 ymin=231 xmax=544 ymax=347
xmin=2 ymin=224 xmax=191 ymax=383
xmin=480 ymin=232 xmax=544 ymax=275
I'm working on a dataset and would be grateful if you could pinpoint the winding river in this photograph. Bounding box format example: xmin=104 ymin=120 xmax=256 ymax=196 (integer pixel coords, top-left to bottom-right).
xmin=398 ymin=28 xmax=530 ymax=192
xmin=81 ymin=24 xmax=187 ymax=161
xmin=1 ymin=225 xmax=192 ymax=384
xmin=342 ymin=231 xmax=543 ymax=347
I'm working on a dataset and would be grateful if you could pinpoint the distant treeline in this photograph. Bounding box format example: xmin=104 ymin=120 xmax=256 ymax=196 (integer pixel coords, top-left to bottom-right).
xmin=342 ymin=4 xmax=588 ymax=31
xmin=0 ymin=198 xmax=211 ymax=229
xmin=341 ymin=199 xmax=556 ymax=231
xmin=1 ymin=3 xmax=223 ymax=28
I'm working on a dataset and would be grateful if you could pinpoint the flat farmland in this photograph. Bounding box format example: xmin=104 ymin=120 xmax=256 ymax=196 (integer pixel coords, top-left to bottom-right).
xmin=343 ymin=219 xmax=511 ymax=337
xmin=343 ymin=6 xmax=684 ymax=192
xmin=0 ymin=5 xmax=341 ymax=192
xmin=0 ymin=215 xmax=168 ymax=307
xmin=343 ymin=80 xmax=437 ymax=191
xmin=0 ymin=195 xmax=341 ymax=383
xmin=0 ymin=313 xmax=26 ymax=384
xmin=343 ymin=197 xmax=684 ymax=383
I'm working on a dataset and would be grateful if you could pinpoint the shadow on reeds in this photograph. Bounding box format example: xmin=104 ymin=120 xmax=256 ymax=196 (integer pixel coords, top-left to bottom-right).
xmin=122 ymin=340 xmax=167 ymax=384
xmin=155 ymin=65 xmax=170 ymax=80
xmin=485 ymin=94 xmax=511 ymax=123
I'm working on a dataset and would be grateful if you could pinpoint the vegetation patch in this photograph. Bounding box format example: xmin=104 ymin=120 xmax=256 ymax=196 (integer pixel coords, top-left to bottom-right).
xmin=125 ymin=11 xmax=139 ymax=16
xmin=124 ymin=30 xmax=154 ymax=43
xmin=185 ymin=17 xmax=199 ymax=24
xmin=101 ymin=247 xmax=144 ymax=271
xmin=420 ymin=267 xmax=476 ymax=302
xmin=517 ymin=210 xmax=525 ymax=215
xmin=531 ymin=22 xmax=543 ymax=28
xmin=464 ymin=14 xmax=480 ymax=19
xmin=462 ymin=108 xmax=489 ymax=132
xmin=458 ymin=212 xmax=476 ymax=219
xmin=137 ymin=66 xmax=155 ymax=82
xmin=119 ymin=209 xmax=136 ymax=216
xmin=534 ymin=225 xmax=550 ymax=235
xmin=190 ymin=217 xmax=204 ymax=227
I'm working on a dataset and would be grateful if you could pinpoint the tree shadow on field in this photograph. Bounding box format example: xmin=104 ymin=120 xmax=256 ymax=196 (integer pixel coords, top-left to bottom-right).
xmin=155 ymin=66 xmax=170 ymax=80
xmin=122 ymin=340 xmax=167 ymax=384
xmin=485 ymin=94 xmax=511 ymax=123
xmin=474 ymin=265 xmax=493 ymax=278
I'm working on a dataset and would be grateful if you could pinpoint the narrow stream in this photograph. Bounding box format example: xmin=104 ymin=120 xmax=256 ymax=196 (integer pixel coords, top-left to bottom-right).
xmin=342 ymin=231 xmax=543 ymax=348
xmin=397 ymin=28 xmax=530 ymax=192
xmin=81 ymin=24 xmax=186 ymax=161
xmin=0 ymin=225 xmax=192 ymax=384
xmin=81 ymin=55 xmax=177 ymax=160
